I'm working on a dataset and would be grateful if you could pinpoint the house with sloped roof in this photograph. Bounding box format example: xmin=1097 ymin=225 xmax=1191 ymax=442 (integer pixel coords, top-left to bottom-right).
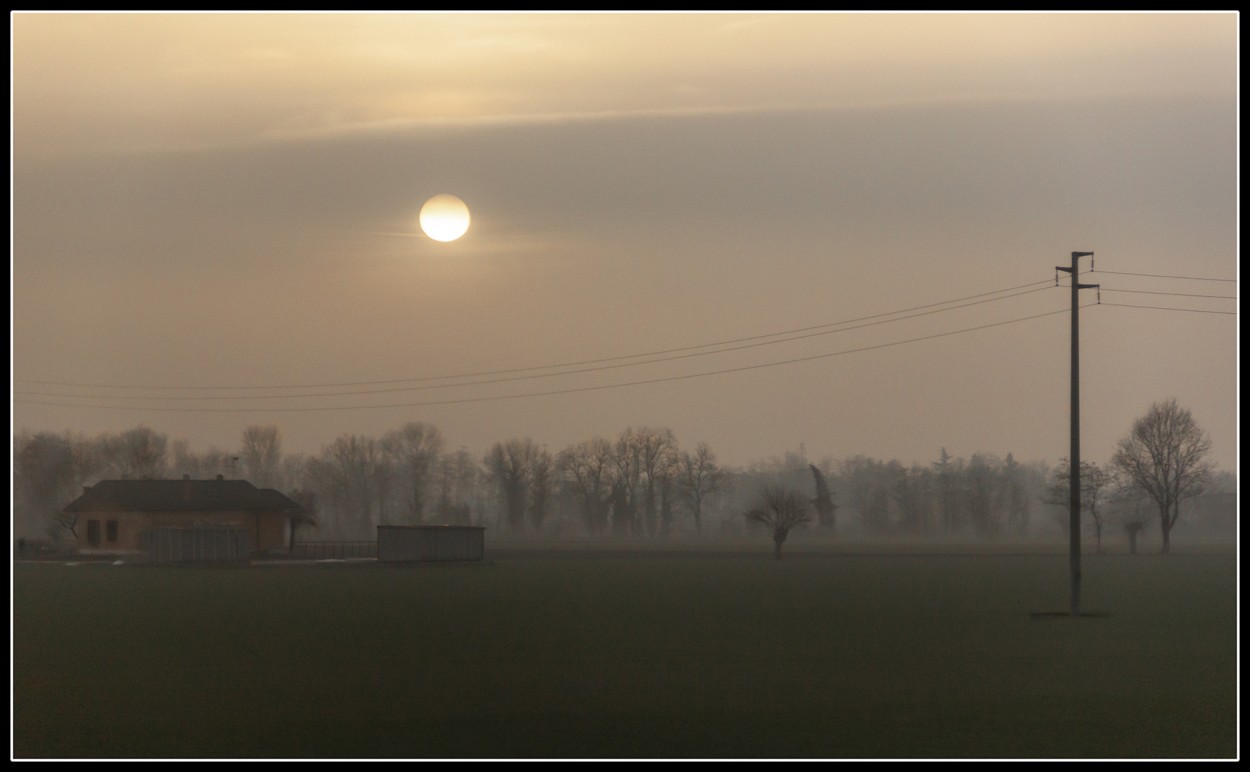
xmin=63 ymin=476 xmax=303 ymax=557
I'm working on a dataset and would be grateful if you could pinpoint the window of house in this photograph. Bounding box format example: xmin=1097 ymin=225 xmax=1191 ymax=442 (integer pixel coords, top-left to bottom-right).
xmin=87 ymin=520 xmax=101 ymax=547
xmin=106 ymin=521 xmax=118 ymax=542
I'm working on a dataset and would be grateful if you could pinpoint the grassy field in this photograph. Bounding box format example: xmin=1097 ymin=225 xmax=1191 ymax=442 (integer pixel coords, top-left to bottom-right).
xmin=12 ymin=545 xmax=1238 ymax=759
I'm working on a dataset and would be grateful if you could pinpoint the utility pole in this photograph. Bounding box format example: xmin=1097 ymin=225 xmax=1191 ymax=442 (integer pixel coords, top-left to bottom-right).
xmin=1055 ymin=251 xmax=1099 ymax=616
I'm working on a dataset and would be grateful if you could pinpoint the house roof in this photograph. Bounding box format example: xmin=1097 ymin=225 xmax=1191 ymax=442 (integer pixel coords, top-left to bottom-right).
xmin=64 ymin=478 xmax=303 ymax=514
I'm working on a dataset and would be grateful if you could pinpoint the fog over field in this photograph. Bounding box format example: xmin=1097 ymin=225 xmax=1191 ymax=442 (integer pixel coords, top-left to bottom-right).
xmin=12 ymin=14 xmax=1237 ymax=551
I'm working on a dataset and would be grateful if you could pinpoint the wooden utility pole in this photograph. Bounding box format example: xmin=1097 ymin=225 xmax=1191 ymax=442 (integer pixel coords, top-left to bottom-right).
xmin=1055 ymin=251 xmax=1099 ymax=615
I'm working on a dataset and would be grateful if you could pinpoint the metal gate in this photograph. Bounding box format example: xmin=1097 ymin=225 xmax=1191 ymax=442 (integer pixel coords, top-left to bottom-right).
xmin=141 ymin=527 xmax=250 ymax=563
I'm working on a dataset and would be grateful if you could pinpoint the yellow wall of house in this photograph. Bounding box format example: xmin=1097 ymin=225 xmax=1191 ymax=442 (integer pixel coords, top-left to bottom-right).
xmin=77 ymin=510 xmax=290 ymax=554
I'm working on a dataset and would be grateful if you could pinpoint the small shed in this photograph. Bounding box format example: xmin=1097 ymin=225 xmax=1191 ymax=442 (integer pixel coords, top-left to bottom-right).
xmin=377 ymin=525 xmax=485 ymax=563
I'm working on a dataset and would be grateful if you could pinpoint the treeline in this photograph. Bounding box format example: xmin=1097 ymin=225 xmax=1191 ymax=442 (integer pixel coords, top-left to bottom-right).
xmin=12 ymin=422 xmax=1235 ymax=546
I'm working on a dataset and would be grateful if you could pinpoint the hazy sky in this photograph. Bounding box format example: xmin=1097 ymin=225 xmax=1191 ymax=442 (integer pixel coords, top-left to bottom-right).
xmin=11 ymin=12 xmax=1239 ymax=473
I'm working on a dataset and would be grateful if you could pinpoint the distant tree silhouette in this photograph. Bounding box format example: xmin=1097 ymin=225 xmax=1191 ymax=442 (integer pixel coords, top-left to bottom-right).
xmin=106 ymin=426 xmax=169 ymax=480
xmin=809 ymin=464 xmax=837 ymax=530
xmin=557 ymin=437 xmax=615 ymax=534
xmin=1001 ymin=453 xmax=1031 ymax=536
xmin=1110 ymin=479 xmax=1152 ymax=554
xmin=484 ymin=438 xmax=551 ymax=531
xmin=1112 ymin=399 xmax=1212 ymax=554
xmin=888 ymin=461 xmax=933 ymax=536
xmin=746 ymin=486 xmax=811 ymax=560
xmin=240 ymin=425 xmax=282 ymax=488
xmin=381 ymin=422 xmax=445 ymax=525
xmin=679 ymin=443 xmax=724 ymax=535
xmin=14 ymin=431 xmax=76 ymax=539
xmin=286 ymin=489 xmax=319 ymax=550
xmin=528 ymin=447 xmax=554 ymax=530
xmin=841 ymin=455 xmax=891 ymax=534
xmin=309 ymin=434 xmax=386 ymax=537
xmin=433 ymin=448 xmax=479 ymax=525
xmin=632 ymin=427 xmax=677 ymax=538
xmin=932 ymin=448 xmax=964 ymax=534
xmin=1045 ymin=458 xmax=1115 ymax=553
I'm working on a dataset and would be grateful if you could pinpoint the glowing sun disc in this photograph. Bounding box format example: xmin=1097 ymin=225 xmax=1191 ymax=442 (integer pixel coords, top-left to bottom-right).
xmin=419 ymin=194 xmax=471 ymax=242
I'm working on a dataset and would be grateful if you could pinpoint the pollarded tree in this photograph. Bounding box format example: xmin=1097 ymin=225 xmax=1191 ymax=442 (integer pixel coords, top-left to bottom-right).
xmin=746 ymin=486 xmax=811 ymax=561
xmin=1111 ymin=399 xmax=1213 ymax=554
xmin=1111 ymin=477 xmax=1152 ymax=555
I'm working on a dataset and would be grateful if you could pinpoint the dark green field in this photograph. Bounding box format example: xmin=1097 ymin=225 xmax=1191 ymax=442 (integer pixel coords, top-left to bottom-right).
xmin=12 ymin=546 xmax=1238 ymax=759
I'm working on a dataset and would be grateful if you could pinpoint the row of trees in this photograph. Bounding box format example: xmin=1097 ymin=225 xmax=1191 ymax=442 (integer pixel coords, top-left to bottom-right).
xmin=1038 ymin=400 xmax=1221 ymax=555
xmin=12 ymin=400 xmax=1227 ymax=552
xmin=739 ymin=400 xmax=1223 ymax=559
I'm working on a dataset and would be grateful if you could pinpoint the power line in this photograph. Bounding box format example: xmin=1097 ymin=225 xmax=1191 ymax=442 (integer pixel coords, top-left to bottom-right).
xmin=1100 ymin=302 xmax=1236 ymax=315
xmin=15 ymin=285 xmax=1059 ymax=402
xmin=13 ymin=305 xmax=1076 ymax=414
xmin=1100 ymin=288 xmax=1236 ymax=300
xmin=15 ymin=278 xmax=1058 ymax=392
xmin=1091 ymin=269 xmax=1236 ymax=283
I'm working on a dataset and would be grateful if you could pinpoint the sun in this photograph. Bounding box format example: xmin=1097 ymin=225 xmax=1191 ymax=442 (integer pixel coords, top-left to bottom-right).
xmin=419 ymin=194 xmax=471 ymax=242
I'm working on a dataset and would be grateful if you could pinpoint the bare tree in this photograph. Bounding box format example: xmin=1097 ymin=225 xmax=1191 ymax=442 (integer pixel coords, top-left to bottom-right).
xmin=170 ymin=442 xmax=233 ymax=480
xmin=887 ymin=461 xmax=930 ymax=536
xmin=633 ymin=427 xmax=677 ymax=538
xmin=932 ymin=448 xmax=964 ymax=534
xmin=528 ymin=446 xmax=554 ymax=530
xmin=558 ymin=437 xmax=615 ymax=534
xmin=678 ymin=443 xmax=724 ymax=535
xmin=1000 ymin=453 xmax=1032 ymax=536
xmin=964 ymin=452 xmax=1003 ymax=537
xmin=240 ymin=425 xmax=282 ymax=488
xmin=746 ymin=486 xmax=811 ymax=560
xmin=484 ymin=438 xmax=548 ymax=531
xmin=1111 ymin=399 xmax=1213 ymax=554
xmin=433 ymin=448 xmax=478 ymax=525
xmin=1045 ymin=458 xmax=1115 ymax=553
xmin=309 ymin=434 xmax=386 ymax=537
xmin=14 ymin=431 xmax=75 ymax=539
xmin=105 ymin=426 xmax=169 ymax=479
xmin=381 ymin=422 xmax=444 ymax=525
xmin=841 ymin=455 xmax=892 ymax=534
xmin=611 ymin=428 xmax=644 ymax=536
